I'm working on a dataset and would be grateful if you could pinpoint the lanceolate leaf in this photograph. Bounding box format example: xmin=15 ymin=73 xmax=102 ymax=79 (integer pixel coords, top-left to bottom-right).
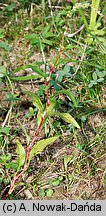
xmin=25 ymin=91 xmax=44 ymax=113
xmin=29 ymin=136 xmax=58 ymax=161
xmin=54 ymin=112 xmax=80 ymax=129
xmin=42 ymin=39 xmax=53 ymax=46
xmin=31 ymin=65 xmax=46 ymax=78
xmin=65 ymin=90 xmax=78 ymax=107
xmin=16 ymin=140 xmax=26 ymax=171
xmin=0 ymin=66 xmax=6 ymax=78
xmin=63 ymin=155 xmax=72 ymax=171
xmin=37 ymin=110 xmax=43 ymax=126
xmin=0 ymin=127 xmax=10 ymax=135
xmin=53 ymin=90 xmax=78 ymax=107
xmin=14 ymin=64 xmax=46 ymax=78
xmin=11 ymin=74 xmax=41 ymax=81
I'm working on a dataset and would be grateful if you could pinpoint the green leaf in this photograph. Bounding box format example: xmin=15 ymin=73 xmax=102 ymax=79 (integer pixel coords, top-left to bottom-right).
xmin=31 ymin=65 xmax=46 ymax=78
xmin=43 ymin=32 xmax=55 ymax=38
xmin=16 ymin=140 xmax=26 ymax=170
xmin=97 ymin=78 xmax=104 ymax=83
xmin=38 ymin=189 xmax=45 ymax=197
xmin=8 ymin=162 xmax=18 ymax=171
xmin=46 ymin=188 xmax=54 ymax=197
xmin=5 ymin=3 xmax=16 ymax=11
xmin=96 ymin=29 xmax=105 ymax=36
xmin=11 ymin=75 xmax=41 ymax=81
xmin=53 ymin=90 xmax=78 ymax=107
xmin=58 ymin=176 xmax=63 ymax=181
xmin=56 ymin=68 xmax=71 ymax=82
xmin=88 ymin=80 xmax=97 ymax=88
xmin=14 ymin=64 xmax=46 ymax=78
xmin=92 ymin=72 xmax=97 ymax=81
xmin=0 ymin=41 xmax=11 ymax=52
xmin=0 ymin=66 xmax=6 ymax=78
xmin=63 ymin=155 xmax=72 ymax=171
xmin=37 ymin=110 xmax=43 ymax=126
xmin=30 ymin=38 xmax=39 ymax=45
xmin=42 ymin=39 xmax=53 ymax=46
xmin=29 ymin=136 xmax=58 ymax=161
xmin=0 ymin=178 xmax=3 ymax=184
xmin=63 ymin=64 xmax=70 ymax=73
xmin=47 ymin=179 xmax=53 ymax=185
xmin=76 ymin=143 xmax=85 ymax=151
xmin=81 ymin=116 xmax=86 ymax=122
xmin=65 ymin=44 xmax=73 ymax=50
xmin=68 ymin=174 xmax=74 ymax=183
xmin=0 ymin=28 xmax=4 ymax=39
xmin=46 ymin=101 xmax=55 ymax=116
xmin=29 ymin=107 xmax=34 ymax=114
xmin=52 ymin=179 xmax=60 ymax=186
xmin=41 ymin=25 xmax=50 ymax=36
xmin=56 ymin=70 xmax=64 ymax=82
xmin=0 ymin=127 xmax=10 ymax=135
xmin=64 ymin=90 xmax=78 ymax=107
xmin=54 ymin=112 xmax=80 ymax=128
xmin=96 ymin=70 xmax=106 ymax=78
xmin=0 ymin=155 xmax=11 ymax=164
xmin=25 ymin=91 xmax=44 ymax=113
xmin=25 ymin=33 xmax=38 ymax=40
xmin=3 ymin=93 xmax=20 ymax=102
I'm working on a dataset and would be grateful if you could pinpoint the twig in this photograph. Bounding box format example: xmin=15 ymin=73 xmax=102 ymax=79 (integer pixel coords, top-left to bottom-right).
xmin=2 ymin=104 xmax=13 ymax=128
xmin=48 ymin=5 xmax=64 ymax=9
xmin=64 ymin=24 xmax=85 ymax=38
xmin=73 ymin=44 xmax=87 ymax=76
xmin=48 ymin=0 xmax=53 ymax=17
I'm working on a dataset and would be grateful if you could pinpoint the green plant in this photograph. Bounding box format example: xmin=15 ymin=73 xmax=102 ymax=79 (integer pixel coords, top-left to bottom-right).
xmin=56 ymin=64 xmax=75 ymax=82
xmin=87 ymin=0 xmax=105 ymax=44
xmin=2 ymin=36 xmax=80 ymax=199
xmin=0 ymin=127 xmax=10 ymax=146
xmin=24 ymin=27 xmax=55 ymax=51
xmin=69 ymin=1 xmax=105 ymax=45
xmin=88 ymin=69 xmax=106 ymax=88
xmin=37 ymin=175 xmax=64 ymax=198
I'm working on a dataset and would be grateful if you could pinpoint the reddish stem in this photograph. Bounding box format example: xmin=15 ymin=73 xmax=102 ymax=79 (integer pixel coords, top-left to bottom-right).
xmin=45 ymin=49 xmax=62 ymax=106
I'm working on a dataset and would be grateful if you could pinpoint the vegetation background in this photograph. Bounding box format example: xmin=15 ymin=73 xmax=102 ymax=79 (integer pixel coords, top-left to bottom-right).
xmin=0 ymin=0 xmax=106 ymax=199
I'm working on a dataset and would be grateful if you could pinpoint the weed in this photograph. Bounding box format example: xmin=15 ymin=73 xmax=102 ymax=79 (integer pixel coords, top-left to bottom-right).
xmin=0 ymin=0 xmax=106 ymax=200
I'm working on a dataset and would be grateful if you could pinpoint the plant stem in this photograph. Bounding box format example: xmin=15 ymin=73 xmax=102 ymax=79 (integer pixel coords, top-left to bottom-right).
xmin=3 ymin=47 xmax=63 ymax=200
xmin=90 ymin=0 xmax=100 ymax=27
